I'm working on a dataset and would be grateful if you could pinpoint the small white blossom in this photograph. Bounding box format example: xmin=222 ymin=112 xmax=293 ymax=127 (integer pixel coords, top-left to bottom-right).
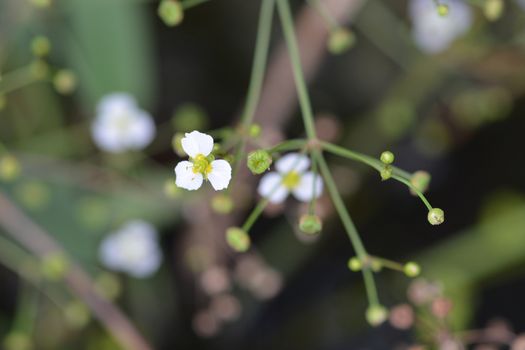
xmin=409 ymin=0 xmax=472 ymax=54
xmin=91 ymin=93 xmax=156 ymax=153
xmin=257 ymin=153 xmax=323 ymax=204
xmin=174 ymin=131 xmax=232 ymax=191
xmin=99 ymin=220 xmax=162 ymax=278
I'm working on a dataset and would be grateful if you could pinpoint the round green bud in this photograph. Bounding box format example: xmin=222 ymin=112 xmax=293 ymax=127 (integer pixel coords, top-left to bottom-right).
xmin=410 ymin=170 xmax=431 ymax=196
xmin=365 ymin=305 xmax=388 ymax=327
xmin=298 ymin=214 xmax=322 ymax=235
xmin=427 ymin=208 xmax=445 ymax=225
xmin=75 ymin=197 xmax=110 ymax=230
xmin=14 ymin=181 xmax=50 ymax=211
xmin=53 ymin=70 xmax=77 ymax=95
xmin=31 ymin=0 xmax=51 ymax=7
xmin=164 ymin=179 xmax=181 ymax=198
xmin=211 ymin=194 xmax=234 ymax=214
xmin=226 ymin=227 xmax=250 ymax=252
xmin=0 ymin=95 xmax=6 ymax=111
xmin=31 ymin=36 xmax=51 ymax=58
xmin=484 ymin=0 xmax=503 ymax=21
xmin=29 ymin=60 xmax=49 ymax=80
xmin=347 ymin=257 xmax=362 ymax=271
xmin=437 ymin=4 xmax=449 ymax=17
xmin=3 ymin=332 xmax=33 ymax=350
xmin=380 ymin=151 xmax=394 ymax=165
xmin=403 ymin=262 xmax=421 ymax=277
xmin=380 ymin=166 xmax=392 ymax=181
xmin=158 ymin=0 xmax=184 ymax=27
xmin=247 ymin=150 xmax=272 ymax=175
xmin=172 ymin=133 xmax=186 ymax=157
xmin=248 ymin=123 xmax=262 ymax=138
xmin=327 ymin=27 xmax=355 ymax=55
xmin=41 ymin=252 xmax=69 ymax=281
xmin=64 ymin=301 xmax=90 ymax=329
xmin=94 ymin=272 xmax=121 ymax=300
xmin=0 ymin=155 xmax=21 ymax=182
xmin=172 ymin=103 xmax=209 ymax=132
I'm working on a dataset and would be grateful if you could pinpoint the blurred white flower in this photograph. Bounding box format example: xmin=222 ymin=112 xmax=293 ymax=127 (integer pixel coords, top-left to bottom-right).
xmin=174 ymin=130 xmax=232 ymax=191
xmin=518 ymin=0 xmax=525 ymax=11
xmin=409 ymin=0 xmax=472 ymax=54
xmin=91 ymin=93 xmax=156 ymax=153
xmin=257 ymin=153 xmax=323 ymax=204
xmin=99 ymin=220 xmax=162 ymax=278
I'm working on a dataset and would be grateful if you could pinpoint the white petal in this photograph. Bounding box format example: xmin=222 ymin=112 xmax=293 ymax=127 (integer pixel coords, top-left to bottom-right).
xmin=275 ymin=153 xmax=310 ymax=174
xmin=99 ymin=234 xmax=124 ymax=270
xmin=175 ymin=161 xmax=203 ymax=190
xmin=97 ymin=93 xmax=137 ymax=114
xmin=126 ymin=111 xmax=156 ymax=150
xmin=292 ymin=171 xmax=323 ymax=202
xmin=257 ymin=172 xmax=289 ymax=204
xmin=208 ymin=159 xmax=232 ymax=191
xmin=91 ymin=116 xmax=127 ymax=153
xmin=181 ymin=131 xmax=214 ymax=158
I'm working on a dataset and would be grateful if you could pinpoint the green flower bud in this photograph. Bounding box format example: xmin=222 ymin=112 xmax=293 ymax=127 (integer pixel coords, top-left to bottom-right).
xmin=298 ymin=214 xmax=322 ymax=235
xmin=0 ymin=155 xmax=21 ymax=182
xmin=31 ymin=36 xmax=50 ymax=57
xmin=225 ymin=227 xmax=250 ymax=253
xmin=248 ymin=123 xmax=261 ymax=138
xmin=437 ymin=4 xmax=449 ymax=17
xmin=94 ymin=272 xmax=121 ymax=300
xmin=365 ymin=305 xmax=388 ymax=326
xmin=164 ymin=179 xmax=181 ymax=198
xmin=29 ymin=60 xmax=49 ymax=80
xmin=403 ymin=262 xmax=421 ymax=277
xmin=75 ymin=197 xmax=110 ymax=230
xmin=380 ymin=166 xmax=392 ymax=181
xmin=212 ymin=194 xmax=234 ymax=214
xmin=347 ymin=257 xmax=362 ymax=271
xmin=172 ymin=103 xmax=209 ymax=132
xmin=327 ymin=27 xmax=355 ymax=55
xmin=31 ymin=0 xmax=51 ymax=7
xmin=380 ymin=151 xmax=394 ymax=165
xmin=3 ymin=332 xmax=32 ymax=350
xmin=14 ymin=181 xmax=50 ymax=211
xmin=484 ymin=0 xmax=503 ymax=21
xmin=410 ymin=170 xmax=431 ymax=196
xmin=172 ymin=133 xmax=185 ymax=157
xmin=41 ymin=252 xmax=69 ymax=281
xmin=247 ymin=150 xmax=272 ymax=175
xmin=53 ymin=69 xmax=77 ymax=94
xmin=158 ymin=0 xmax=184 ymax=27
xmin=64 ymin=301 xmax=90 ymax=329
xmin=427 ymin=208 xmax=445 ymax=225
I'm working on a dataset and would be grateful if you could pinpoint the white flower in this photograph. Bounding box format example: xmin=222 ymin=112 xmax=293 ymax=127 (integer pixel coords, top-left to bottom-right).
xmin=409 ymin=0 xmax=472 ymax=54
xmin=91 ymin=92 xmax=156 ymax=153
xmin=257 ymin=153 xmax=323 ymax=204
xmin=99 ymin=220 xmax=162 ymax=278
xmin=174 ymin=130 xmax=232 ymax=191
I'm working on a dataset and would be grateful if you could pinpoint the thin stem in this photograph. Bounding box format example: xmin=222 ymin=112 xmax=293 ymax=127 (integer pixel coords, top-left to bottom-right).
xmin=181 ymin=0 xmax=211 ymax=10
xmin=276 ymin=0 xmax=317 ymax=140
xmin=372 ymin=256 xmax=404 ymax=272
xmin=391 ymin=174 xmax=433 ymax=211
xmin=265 ymin=138 xmax=307 ymax=154
xmin=314 ymin=151 xmax=379 ymax=306
xmin=306 ymin=0 xmax=339 ymax=30
xmin=0 ymin=66 xmax=39 ymax=95
xmin=308 ymin=152 xmax=319 ymax=215
xmin=242 ymin=197 xmax=271 ymax=232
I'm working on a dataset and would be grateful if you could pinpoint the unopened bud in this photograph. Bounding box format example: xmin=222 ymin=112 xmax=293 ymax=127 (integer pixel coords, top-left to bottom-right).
xmin=64 ymin=301 xmax=90 ymax=329
xmin=31 ymin=36 xmax=50 ymax=57
xmin=158 ymin=0 xmax=184 ymax=27
xmin=29 ymin=60 xmax=49 ymax=79
xmin=484 ymin=0 xmax=503 ymax=21
xmin=427 ymin=208 xmax=445 ymax=225
xmin=212 ymin=194 xmax=234 ymax=214
xmin=437 ymin=4 xmax=449 ymax=17
xmin=380 ymin=166 xmax=392 ymax=181
xmin=172 ymin=133 xmax=185 ymax=157
xmin=247 ymin=150 xmax=272 ymax=175
xmin=347 ymin=257 xmax=362 ymax=271
xmin=0 ymin=155 xmax=21 ymax=182
xmin=41 ymin=252 xmax=69 ymax=281
xmin=31 ymin=0 xmax=52 ymax=7
xmin=226 ymin=227 xmax=250 ymax=252
xmin=299 ymin=214 xmax=322 ymax=235
xmin=403 ymin=262 xmax=421 ymax=277
xmin=248 ymin=123 xmax=261 ymax=138
xmin=327 ymin=27 xmax=355 ymax=55
xmin=380 ymin=151 xmax=394 ymax=165
xmin=366 ymin=304 xmax=388 ymax=326
xmin=410 ymin=170 xmax=431 ymax=196
xmin=164 ymin=179 xmax=181 ymax=198
xmin=53 ymin=69 xmax=77 ymax=94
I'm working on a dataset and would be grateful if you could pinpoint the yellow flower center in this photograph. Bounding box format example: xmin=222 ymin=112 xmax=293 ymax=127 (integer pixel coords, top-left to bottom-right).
xmin=282 ymin=171 xmax=301 ymax=189
xmin=192 ymin=154 xmax=213 ymax=177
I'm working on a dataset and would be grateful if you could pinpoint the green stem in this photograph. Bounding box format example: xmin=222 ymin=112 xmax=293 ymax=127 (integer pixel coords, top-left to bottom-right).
xmin=307 ymin=0 xmax=338 ymax=30
xmin=276 ymin=0 xmax=317 ymax=140
xmin=265 ymin=138 xmax=307 ymax=154
xmin=242 ymin=197 xmax=270 ymax=232
xmin=321 ymin=141 xmax=412 ymax=179
xmin=0 ymin=66 xmax=38 ymax=95
xmin=391 ymin=174 xmax=433 ymax=211
xmin=308 ymin=152 xmax=319 ymax=215
xmin=314 ymin=151 xmax=379 ymax=306
xmin=181 ymin=0 xmax=211 ymax=10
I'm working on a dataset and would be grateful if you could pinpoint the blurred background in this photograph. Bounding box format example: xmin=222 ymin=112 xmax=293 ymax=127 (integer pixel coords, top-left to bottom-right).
xmin=1 ymin=0 xmax=525 ymax=349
